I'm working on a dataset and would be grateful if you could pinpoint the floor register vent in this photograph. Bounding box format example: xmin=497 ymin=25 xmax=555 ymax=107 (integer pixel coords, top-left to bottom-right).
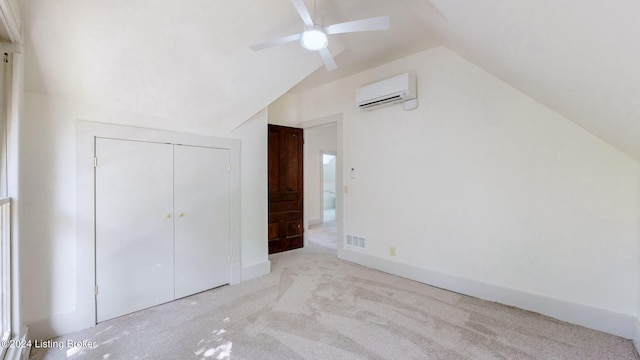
xmin=346 ymin=234 xmax=366 ymax=249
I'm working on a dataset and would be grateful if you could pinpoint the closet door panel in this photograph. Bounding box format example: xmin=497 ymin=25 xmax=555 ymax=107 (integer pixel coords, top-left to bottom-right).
xmin=95 ymin=139 xmax=175 ymax=322
xmin=174 ymin=145 xmax=230 ymax=298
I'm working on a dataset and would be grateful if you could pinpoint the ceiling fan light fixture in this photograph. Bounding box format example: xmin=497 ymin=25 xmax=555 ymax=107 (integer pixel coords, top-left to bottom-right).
xmin=300 ymin=27 xmax=328 ymax=51
xmin=249 ymin=0 xmax=390 ymax=71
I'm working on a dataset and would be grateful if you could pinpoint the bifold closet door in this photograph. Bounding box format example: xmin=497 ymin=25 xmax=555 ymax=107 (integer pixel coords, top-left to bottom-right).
xmin=95 ymin=138 xmax=174 ymax=322
xmin=174 ymin=145 xmax=230 ymax=299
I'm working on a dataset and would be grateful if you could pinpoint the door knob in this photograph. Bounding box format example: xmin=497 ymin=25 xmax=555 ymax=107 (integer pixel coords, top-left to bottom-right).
xmin=165 ymin=214 xmax=172 ymax=219
xmin=179 ymin=213 xmax=185 ymax=218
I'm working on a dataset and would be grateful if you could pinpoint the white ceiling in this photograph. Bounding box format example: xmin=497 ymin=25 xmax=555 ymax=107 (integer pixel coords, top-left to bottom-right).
xmin=21 ymin=0 xmax=640 ymax=160
xmin=427 ymin=0 xmax=640 ymax=162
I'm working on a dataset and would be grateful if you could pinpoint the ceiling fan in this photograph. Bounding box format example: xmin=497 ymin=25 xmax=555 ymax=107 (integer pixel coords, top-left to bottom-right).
xmin=250 ymin=0 xmax=390 ymax=71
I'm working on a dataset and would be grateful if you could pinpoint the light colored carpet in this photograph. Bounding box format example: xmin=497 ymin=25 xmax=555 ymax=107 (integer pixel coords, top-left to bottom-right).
xmin=29 ymin=247 xmax=639 ymax=359
xmin=308 ymin=220 xmax=337 ymax=250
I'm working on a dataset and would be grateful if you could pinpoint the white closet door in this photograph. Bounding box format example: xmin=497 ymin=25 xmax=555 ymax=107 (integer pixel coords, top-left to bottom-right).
xmin=174 ymin=145 xmax=230 ymax=298
xmin=95 ymin=138 xmax=174 ymax=322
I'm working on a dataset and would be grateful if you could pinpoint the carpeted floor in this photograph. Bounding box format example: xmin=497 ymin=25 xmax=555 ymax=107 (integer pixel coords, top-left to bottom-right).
xmin=308 ymin=220 xmax=337 ymax=250
xmin=29 ymin=246 xmax=639 ymax=359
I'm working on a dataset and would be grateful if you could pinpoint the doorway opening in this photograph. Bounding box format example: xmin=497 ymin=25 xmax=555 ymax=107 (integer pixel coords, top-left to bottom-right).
xmin=305 ymin=121 xmax=338 ymax=252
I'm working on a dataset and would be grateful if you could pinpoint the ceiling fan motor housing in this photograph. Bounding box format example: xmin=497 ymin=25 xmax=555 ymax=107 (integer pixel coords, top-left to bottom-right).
xmin=300 ymin=25 xmax=328 ymax=51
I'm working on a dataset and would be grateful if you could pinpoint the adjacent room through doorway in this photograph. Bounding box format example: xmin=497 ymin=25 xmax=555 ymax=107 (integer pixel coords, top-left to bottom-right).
xmin=321 ymin=152 xmax=336 ymax=223
xmin=305 ymin=122 xmax=338 ymax=251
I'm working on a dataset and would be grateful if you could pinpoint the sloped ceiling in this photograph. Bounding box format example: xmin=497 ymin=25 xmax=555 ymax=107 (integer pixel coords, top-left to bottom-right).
xmin=21 ymin=0 xmax=333 ymax=133
xmin=21 ymin=0 xmax=439 ymax=134
xmin=21 ymin=0 xmax=640 ymax=160
xmin=424 ymin=0 xmax=640 ymax=161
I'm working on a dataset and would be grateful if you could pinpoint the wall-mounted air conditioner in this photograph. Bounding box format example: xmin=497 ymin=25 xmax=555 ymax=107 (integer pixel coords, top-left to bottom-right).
xmin=355 ymin=73 xmax=417 ymax=111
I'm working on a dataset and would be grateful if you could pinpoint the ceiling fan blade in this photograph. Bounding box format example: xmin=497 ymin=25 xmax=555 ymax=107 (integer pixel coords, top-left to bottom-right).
xmin=325 ymin=15 xmax=390 ymax=35
xmin=292 ymin=0 xmax=315 ymax=27
xmin=318 ymin=48 xmax=337 ymax=71
xmin=249 ymin=33 xmax=302 ymax=51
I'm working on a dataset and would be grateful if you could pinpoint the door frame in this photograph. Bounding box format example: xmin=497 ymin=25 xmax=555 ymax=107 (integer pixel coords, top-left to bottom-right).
xmin=298 ymin=113 xmax=343 ymax=253
xmin=76 ymin=121 xmax=241 ymax=328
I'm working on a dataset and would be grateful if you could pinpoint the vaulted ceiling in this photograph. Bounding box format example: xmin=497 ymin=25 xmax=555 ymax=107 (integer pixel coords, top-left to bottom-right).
xmin=21 ymin=0 xmax=640 ymax=160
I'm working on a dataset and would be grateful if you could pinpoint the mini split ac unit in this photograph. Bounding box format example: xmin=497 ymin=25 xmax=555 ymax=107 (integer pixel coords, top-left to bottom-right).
xmin=355 ymin=72 xmax=417 ymax=111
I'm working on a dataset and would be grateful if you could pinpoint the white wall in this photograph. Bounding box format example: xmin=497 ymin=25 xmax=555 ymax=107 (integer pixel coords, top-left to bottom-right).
xmin=270 ymin=46 xmax=640 ymax=338
xmin=21 ymin=93 xmax=268 ymax=339
xmin=267 ymin=95 xmax=299 ymax=128
xmin=21 ymin=93 xmax=78 ymax=333
xmin=231 ymin=110 xmax=270 ymax=279
xmin=636 ymin=180 xmax=640 ymax=350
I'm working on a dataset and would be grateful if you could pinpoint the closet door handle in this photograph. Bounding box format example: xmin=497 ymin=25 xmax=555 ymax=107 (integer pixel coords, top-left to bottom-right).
xmin=179 ymin=212 xmax=185 ymax=218
xmin=165 ymin=214 xmax=172 ymax=219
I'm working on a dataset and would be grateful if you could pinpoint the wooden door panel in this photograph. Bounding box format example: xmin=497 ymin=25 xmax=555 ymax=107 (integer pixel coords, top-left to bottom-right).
xmin=286 ymin=220 xmax=301 ymax=237
xmin=268 ymin=223 xmax=279 ymax=240
xmin=268 ymin=130 xmax=280 ymax=194
xmin=283 ymin=132 xmax=302 ymax=192
xmin=268 ymin=125 xmax=303 ymax=254
xmin=269 ymin=191 xmax=301 ymax=202
xmin=268 ymin=200 xmax=302 ymax=213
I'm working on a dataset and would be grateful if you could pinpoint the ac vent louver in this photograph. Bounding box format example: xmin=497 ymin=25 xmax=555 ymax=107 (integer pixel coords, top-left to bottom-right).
xmin=355 ymin=73 xmax=416 ymax=111
xmin=346 ymin=234 xmax=366 ymax=249
xmin=358 ymin=95 xmax=403 ymax=109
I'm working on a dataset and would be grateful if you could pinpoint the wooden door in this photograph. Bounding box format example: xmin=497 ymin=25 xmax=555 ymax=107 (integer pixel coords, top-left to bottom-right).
xmin=268 ymin=125 xmax=304 ymax=254
xmin=174 ymin=145 xmax=230 ymax=298
xmin=95 ymin=138 xmax=174 ymax=322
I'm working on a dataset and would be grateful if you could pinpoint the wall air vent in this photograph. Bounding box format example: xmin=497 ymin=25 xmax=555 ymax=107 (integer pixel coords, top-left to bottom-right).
xmin=358 ymin=95 xmax=403 ymax=109
xmin=346 ymin=234 xmax=366 ymax=249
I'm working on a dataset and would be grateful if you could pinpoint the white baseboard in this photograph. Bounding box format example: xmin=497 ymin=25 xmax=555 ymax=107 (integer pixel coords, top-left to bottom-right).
xmin=241 ymin=260 xmax=271 ymax=282
xmin=633 ymin=317 xmax=640 ymax=354
xmin=20 ymin=331 xmax=29 ymax=360
xmin=28 ymin=302 xmax=95 ymax=341
xmin=4 ymin=327 xmax=29 ymax=360
xmin=339 ymin=248 xmax=634 ymax=339
xmin=230 ymin=261 xmax=242 ymax=285
xmin=28 ymin=261 xmax=270 ymax=341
